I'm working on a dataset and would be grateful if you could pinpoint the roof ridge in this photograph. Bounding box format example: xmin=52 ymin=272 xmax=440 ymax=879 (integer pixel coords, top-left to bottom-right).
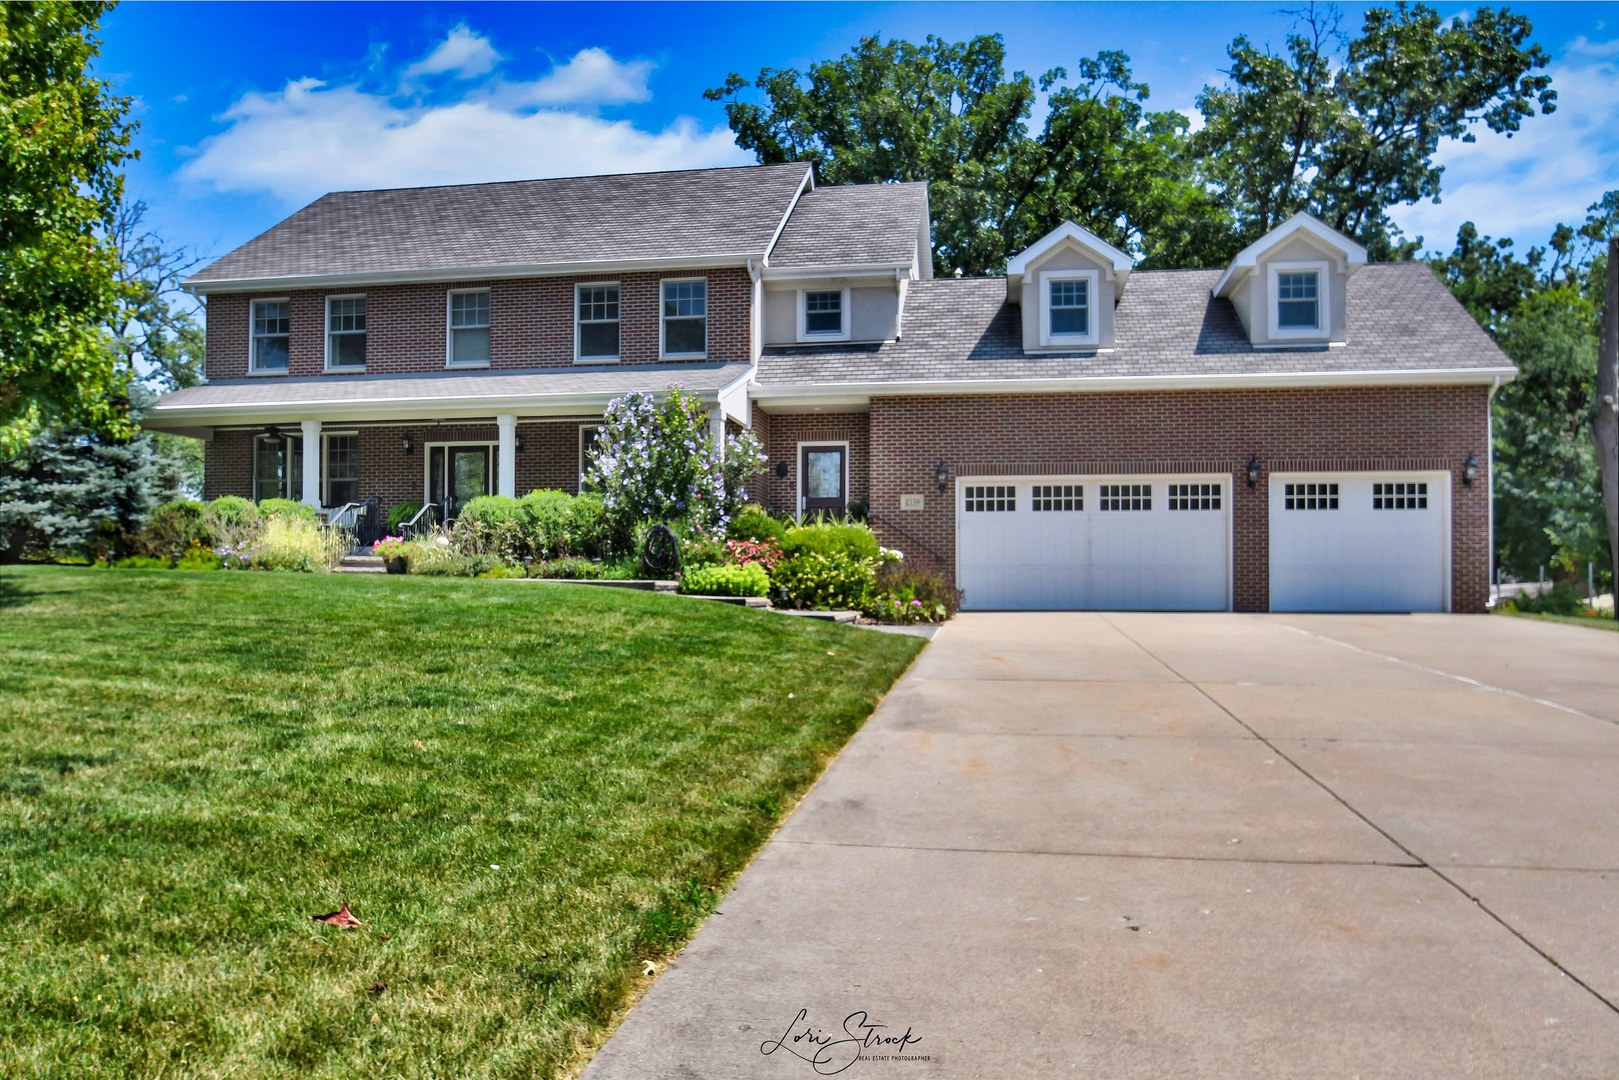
xmin=322 ymin=161 xmax=808 ymax=198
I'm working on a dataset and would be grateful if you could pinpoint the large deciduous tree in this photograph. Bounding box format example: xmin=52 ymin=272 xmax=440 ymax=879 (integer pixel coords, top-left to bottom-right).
xmin=0 ymin=1 xmax=137 ymax=454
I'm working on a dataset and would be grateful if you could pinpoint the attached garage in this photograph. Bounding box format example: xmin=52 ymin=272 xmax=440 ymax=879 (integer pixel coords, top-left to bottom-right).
xmin=1268 ymin=472 xmax=1450 ymax=612
xmin=956 ymin=475 xmax=1230 ymax=611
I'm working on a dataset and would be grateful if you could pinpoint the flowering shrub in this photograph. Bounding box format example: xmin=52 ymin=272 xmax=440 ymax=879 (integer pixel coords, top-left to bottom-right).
xmin=372 ymin=535 xmax=412 ymax=560
xmin=726 ymin=537 xmax=783 ymax=572
xmin=865 ymin=563 xmax=962 ymax=622
xmin=586 ymin=387 xmax=765 ymax=552
xmin=680 ymin=562 xmax=770 ymax=597
xmin=868 ymin=592 xmax=945 ymax=624
xmin=773 ymin=550 xmax=878 ymax=611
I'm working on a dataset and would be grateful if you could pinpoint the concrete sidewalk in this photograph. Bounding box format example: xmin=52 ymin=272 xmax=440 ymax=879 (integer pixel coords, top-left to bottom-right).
xmin=584 ymin=612 xmax=1619 ymax=1078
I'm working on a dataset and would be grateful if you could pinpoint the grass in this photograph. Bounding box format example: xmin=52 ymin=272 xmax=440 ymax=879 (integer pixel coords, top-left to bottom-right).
xmin=0 ymin=567 xmax=923 ymax=1077
xmin=1495 ymin=607 xmax=1619 ymax=632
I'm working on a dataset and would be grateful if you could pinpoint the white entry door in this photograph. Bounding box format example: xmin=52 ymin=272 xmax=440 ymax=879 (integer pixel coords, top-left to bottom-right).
xmin=1268 ymin=472 xmax=1449 ymax=612
xmin=956 ymin=475 xmax=1230 ymax=611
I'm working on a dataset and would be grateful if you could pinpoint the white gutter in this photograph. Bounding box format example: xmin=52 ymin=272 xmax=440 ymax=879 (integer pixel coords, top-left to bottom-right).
xmin=182 ymin=252 xmax=762 ymax=296
xmin=748 ymin=366 xmax=1519 ymax=404
xmin=758 ymin=263 xmax=917 ymax=282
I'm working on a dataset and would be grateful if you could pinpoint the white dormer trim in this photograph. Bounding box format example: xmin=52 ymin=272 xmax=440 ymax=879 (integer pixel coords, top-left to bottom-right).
xmin=1007 ymin=221 xmax=1135 ymax=279
xmin=1036 ymin=268 xmax=1102 ymax=348
xmin=1266 ymin=260 xmax=1331 ymax=340
xmin=1212 ymin=212 xmax=1367 ymax=299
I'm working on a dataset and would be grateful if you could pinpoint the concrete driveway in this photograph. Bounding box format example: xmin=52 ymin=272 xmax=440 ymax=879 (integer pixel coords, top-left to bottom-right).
xmin=585 ymin=613 xmax=1619 ymax=1078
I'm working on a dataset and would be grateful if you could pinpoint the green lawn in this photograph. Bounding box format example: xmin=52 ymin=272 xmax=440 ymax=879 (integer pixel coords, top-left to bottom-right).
xmin=1495 ymin=607 xmax=1618 ymax=632
xmin=0 ymin=567 xmax=923 ymax=1077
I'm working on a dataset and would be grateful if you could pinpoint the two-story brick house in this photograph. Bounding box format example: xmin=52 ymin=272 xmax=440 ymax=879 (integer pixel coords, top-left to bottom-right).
xmin=147 ymin=162 xmax=1515 ymax=613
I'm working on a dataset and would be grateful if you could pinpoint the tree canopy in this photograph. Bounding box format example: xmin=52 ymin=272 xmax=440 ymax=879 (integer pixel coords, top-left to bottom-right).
xmin=707 ymin=4 xmax=1556 ymax=273
xmin=0 ymin=1 xmax=137 ymax=454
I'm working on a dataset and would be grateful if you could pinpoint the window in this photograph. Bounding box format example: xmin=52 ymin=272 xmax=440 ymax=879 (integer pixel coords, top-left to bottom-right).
xmin=1049 ymin=279 xmax=1090 ymax=336
xmin=579 ymin=424 xmax=603 ymax=488
xmin=661 ymin=279 xmax=707 ymax=357
xmin=1268 ymin=262 xmax=1329 ymax=337
xmin=1168 ymin=483 xmax=1221 ymax=511
xmin=326 ymin=296 xmax=366 ymax=369
xmin=576 ymin=284 xmax=620 ymax=361
xmin=799 ymin=289 xmax=848 ymax=340
xmin=325 ymin=434 xmax=360 ymax=506
xmin=1373 ymin=482 xmax=1428 ymax=510
xmin=1284 ymin=483 xmax=1339 ymax=510
xmin=253 ymin=434 xmax=302 ymax=502
xmin=448 ymin=289 xmax=491 ymax=366
xmin=964 ymin=485 xmax=1015 ymax=512
xmin=250 ymin=300 xmax=290 ymax=373
xmin=1032 ymin=484 xmax=1082 ymax=511
xmin=1099 ymin=484 xmax=1151 ymax=511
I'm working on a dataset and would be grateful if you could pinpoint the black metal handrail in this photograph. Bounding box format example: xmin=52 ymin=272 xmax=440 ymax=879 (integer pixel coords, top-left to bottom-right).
xmin=399 ymin=502 xmax=439 ymax=541
xmin=866 ymin=510 xmax=947 ymax=566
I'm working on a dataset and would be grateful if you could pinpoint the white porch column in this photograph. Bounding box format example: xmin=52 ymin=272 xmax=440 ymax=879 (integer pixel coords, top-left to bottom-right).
xmin=496 ymin=414 xmax=517 ymax=498
xmin=299 ymin=419 xmax=322 ymax=507
xmin=709 ymin=408 xmax=727 ymax=462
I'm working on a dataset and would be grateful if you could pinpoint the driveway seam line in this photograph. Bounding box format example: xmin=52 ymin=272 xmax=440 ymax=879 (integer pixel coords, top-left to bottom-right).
xmin=1098 ymin=614 xmax=1619 ymax=1019
xmin=775 ymin=837 xmax=1423 ymax=868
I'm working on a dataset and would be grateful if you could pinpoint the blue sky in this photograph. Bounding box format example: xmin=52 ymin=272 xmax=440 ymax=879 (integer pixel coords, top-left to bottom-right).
xmin=97 ymin=2 xmax=1618 ymax=269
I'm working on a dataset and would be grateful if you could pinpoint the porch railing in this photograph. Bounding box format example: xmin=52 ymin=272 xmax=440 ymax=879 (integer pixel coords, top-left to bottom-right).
xmin=323 ymin=497 xmax=383 ymax=548
xmin=399 ymin=502 xmax=439 ymax=541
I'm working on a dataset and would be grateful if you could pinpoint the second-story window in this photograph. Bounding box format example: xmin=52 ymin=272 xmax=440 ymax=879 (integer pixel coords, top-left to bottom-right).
xmin=800 ymin=289 xmax=848 ymax=340
xmin=326 ymin=296 xmax=366 ymax=370
xmin=250 ymin=300 xmax=290 ymax=372
xmin=448 ymin=289 xmax=491 ymax=366
xmin=1276 ymin=270 xmax=1320 ymax=330
xmin=1048 ymin=278 xmax=1090 ymax=337
xmin=661 ymin=279 xmax=707 ymax=357
xmin=576 ymin=284 xmax=620 ymax=361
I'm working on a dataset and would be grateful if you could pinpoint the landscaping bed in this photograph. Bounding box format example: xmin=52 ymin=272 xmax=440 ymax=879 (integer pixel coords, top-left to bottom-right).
xmin=0 ymin=567 xmax=923 ymax=1076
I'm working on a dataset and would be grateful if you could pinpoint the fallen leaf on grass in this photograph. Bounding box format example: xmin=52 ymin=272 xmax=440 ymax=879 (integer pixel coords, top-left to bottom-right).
xmin=641 ymin=960 xmax=657 ymax=977
xmin=311 ymin=901 xmax=363 ymax=929
xmin=368 ymin=981 xmax=388 ymax=996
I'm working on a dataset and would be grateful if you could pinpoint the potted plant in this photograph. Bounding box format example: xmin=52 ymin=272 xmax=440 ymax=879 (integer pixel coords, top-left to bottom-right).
xmin=372 ymin=535 xmax=412 ymax=574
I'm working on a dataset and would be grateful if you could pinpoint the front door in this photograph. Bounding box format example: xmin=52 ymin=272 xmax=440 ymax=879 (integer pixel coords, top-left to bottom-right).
xmin=800 ymin=444 xmax=847 ymax=516
xmin=428 ymin=445 xmax=496 ymax=519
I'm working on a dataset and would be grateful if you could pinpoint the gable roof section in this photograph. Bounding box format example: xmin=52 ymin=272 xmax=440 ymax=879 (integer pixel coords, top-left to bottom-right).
xmin=1005 ymin=220 xmax=1135 ymax=278
xmin=1213 ymin=212 xmax=1368 ymax=298
xmin=766 ymin=182 xmax=931 ymax=273
xmin=185 ymin=163 xmax=813 ymax=292
xmin=755 ymin=262 xmax=1512 ymax=395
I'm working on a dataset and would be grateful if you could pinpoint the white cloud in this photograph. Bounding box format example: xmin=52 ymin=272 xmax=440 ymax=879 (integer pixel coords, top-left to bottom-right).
xmin=1389 ymin=36 xmax=1619 ymax=250
xmin=179 ymin=40 xmax=747 ymax=205
xmin=401 ymin=24 xmax=502 ymax=82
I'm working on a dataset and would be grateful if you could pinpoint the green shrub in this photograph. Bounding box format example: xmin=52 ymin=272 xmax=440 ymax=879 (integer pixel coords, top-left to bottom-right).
xmin=205 ymin=496 xmax=258 ymax=527
xmin=728 ymin=504 xmax=786 ymax=544
xmin=1506 ymin=580 xmax=1587 ymax=617
xmin=519 ymin=489 xmax=573 ymax=557
xmin=780 ymin=519 xmax=881 ymax=563
xmin=252 ymin=515 xmax=346 ymax=572
xmin=138 ymin=500 xmax=213 ymax=558
xmin=257 ymin=498 xmax=317 ymax=523
xmin=773 ymin=550 xmax=876 ymax=610
xmin=680 ymin=562 xmax=770 ymax=597
xmin=598 ymin=554 xmax=642 ymax=580
xmin=113 ymin=554 xmax=172 ymax=570
xmin=568 ymin=491 xmax=609 ymax=558
xmin=175 ymin=546 xmax=223 ymax=571
xmin=386 ymin=501 xmax=423 ymax=532
xmin=412 ymin=553 xmax=507 ymax=577
xmin=478 ymin=563 xmax=528 ymax=579
xmin=530 ymin=557 xmax=603 ymax=580
xmin=451 ymin=496 xmax=525 ymax=559
xmin=871 ymin=562 xmax=962 ymax=620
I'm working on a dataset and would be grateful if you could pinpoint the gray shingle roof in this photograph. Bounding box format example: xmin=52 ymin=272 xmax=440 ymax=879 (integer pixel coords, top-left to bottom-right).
xmin=768 ymin=182 xmax=928 ymax=268
xmin=186 ymin=164 xmax=811 ymax=286
xmin=147 ymin=362 xmax=752 ymax=420
xmin=755 ymin=263 xmax=1511 ymax=385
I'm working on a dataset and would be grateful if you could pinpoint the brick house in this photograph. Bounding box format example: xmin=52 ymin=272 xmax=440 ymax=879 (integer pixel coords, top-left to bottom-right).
xmin=147 ymin=162 xmax=1514 ymax=612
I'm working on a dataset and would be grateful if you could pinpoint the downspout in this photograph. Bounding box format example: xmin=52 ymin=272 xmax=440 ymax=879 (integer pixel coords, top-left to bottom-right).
xmin=1487 ymin=373 xmax=1502 ymax=608
xmin=746 ymin=258 xmax=763 ymax=363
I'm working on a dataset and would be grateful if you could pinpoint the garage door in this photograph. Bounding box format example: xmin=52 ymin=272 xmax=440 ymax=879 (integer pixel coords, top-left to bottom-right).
xmin=956 ymin=475 xmax=1230 ymax=611
xmin=1269 ymin=473 xmax=1449 ymax=612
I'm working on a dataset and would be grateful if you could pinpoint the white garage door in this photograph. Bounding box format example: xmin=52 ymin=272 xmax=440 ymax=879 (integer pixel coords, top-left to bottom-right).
xmin=1269 ymin=473 xmax=1449 ymax=612
xmin=956 ymin=475 xmax=1230 ymax=611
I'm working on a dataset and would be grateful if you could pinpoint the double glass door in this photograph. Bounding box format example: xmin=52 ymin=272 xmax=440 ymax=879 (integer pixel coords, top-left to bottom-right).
xmin=428 ymin=444 xmax=497 ymax=519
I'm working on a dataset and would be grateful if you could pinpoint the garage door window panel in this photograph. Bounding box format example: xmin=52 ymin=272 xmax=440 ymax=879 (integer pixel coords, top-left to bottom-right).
xmin=1032 ymin=484 xmax=1081 ymax=511
xmin=1169 ymin=483 xmax=1221 ymax=511
xmin=1099 ymin=484 xmax=1151 ymax=511
xmin=1284 ymin=483 xmax=1339 ymax=510
xmin=1373 ymin=482 xmax=1428 ymax=510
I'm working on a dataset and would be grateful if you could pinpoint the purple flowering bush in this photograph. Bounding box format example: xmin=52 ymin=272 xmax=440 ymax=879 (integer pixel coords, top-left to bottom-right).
xmin=586 ymin=388 xmax=765 ymax=554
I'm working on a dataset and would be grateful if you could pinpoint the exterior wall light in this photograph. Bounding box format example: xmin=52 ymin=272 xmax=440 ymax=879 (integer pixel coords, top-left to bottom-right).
xmin=775 ymin=461 xmax=789 ymax=479
xmin=1462 ymin=453 xmax=1479 ymax=485
xmin=515 ymin=435 xmax=525 ymax=454
xmin=1246 ymin=455 xmax=1262 ymax=488
xmin=401 ymin=433 xmax=414 ymax=455
xmin=936 ymin=460 xmax=950 ymax=493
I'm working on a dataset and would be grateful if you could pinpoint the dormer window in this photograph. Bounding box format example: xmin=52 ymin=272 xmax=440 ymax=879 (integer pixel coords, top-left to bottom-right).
xmin=1268 ymin=261 xmax=1330 ymax=339
xmin=798 ymin=288 xmax=849 ymax=341
xmin=1037 ymin=269 xmax=1100 ymax=347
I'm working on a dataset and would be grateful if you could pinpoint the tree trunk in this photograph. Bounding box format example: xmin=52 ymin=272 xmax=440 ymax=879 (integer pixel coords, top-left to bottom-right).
xmin=1597 ymin=237 xmax=1619 ymax=597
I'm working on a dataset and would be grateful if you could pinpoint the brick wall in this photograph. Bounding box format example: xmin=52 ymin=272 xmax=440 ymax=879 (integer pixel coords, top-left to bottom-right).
xmin=203 ymin=268 xmax=753 ymax=380
xmin=754 ymin=411 xmax=871 ymax=516
xmin=861 ymin=386 xmax=1491 ymax=613
xmin=203 ymin=421 xmax=597 ymax=511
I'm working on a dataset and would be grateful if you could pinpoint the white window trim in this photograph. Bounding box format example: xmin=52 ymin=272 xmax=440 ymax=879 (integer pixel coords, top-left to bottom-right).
xmin=795 ymin=439 xmax=850 ymax=516
xmin=321 ymin=430 xmax=361 ymax=508
xmin=574 ymin=281 xmax=621 ymax=364
xmin=251 ymin=432 xmax=301 ymax=501
xmin=659 ymin=277 xmax=708 ymax=359
xmin=247 ymin=297 xmax=291 ymax=376
xmin=421 ymin=440 xmax=500 ymax=506
xmin=578 ymin=423 xmax=603 ymax=488
xmin=324 ymin=294 xmax=367 ymax=372
xmin=445 ymin=287 xmax=492 ymax=368
xmin=796 ymin=287 xmax=851 ymax=343
xmin=1267 ymin=260 xmax=1330 ymax=340
xmin=1037 ymin=269 xmax=1100 ymax=348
